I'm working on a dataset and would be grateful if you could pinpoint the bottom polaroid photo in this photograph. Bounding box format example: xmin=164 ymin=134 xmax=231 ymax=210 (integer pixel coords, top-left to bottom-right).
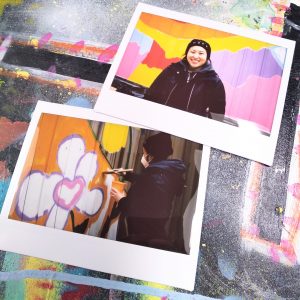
xmin=0 ymin=101 xmax=210 ymax=290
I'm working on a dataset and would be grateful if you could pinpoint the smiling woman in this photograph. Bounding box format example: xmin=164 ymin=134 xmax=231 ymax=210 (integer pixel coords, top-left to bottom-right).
xmin=145 ymin=39 xmax=226 ymax=119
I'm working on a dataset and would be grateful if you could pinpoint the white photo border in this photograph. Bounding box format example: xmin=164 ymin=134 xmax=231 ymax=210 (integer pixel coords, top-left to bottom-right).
xmin=0 ymin=101 xmax=210 ymax=291
xmin=94 ymin=3 xmax=295 ymax=166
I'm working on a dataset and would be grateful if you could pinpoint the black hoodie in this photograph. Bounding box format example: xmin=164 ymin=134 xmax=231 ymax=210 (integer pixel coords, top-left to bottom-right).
xmin=145 ymin=60 xmax=226 ymax=117
xmin=112 ymin=159 xmax=186 ymax=249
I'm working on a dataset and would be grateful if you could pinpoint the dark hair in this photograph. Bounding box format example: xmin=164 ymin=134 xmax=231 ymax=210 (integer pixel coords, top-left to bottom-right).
xmin=184 ymin=39 xmax=211 ymax=60
xmin=143 ymin=132 xmax=173 ymax=160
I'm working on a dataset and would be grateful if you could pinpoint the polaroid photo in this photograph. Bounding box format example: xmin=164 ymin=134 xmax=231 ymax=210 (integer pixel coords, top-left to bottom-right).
xmin=94 ymin=3 xmax=295 ymax=166
xmin=0 ymin=101 xmax=210 ymax=291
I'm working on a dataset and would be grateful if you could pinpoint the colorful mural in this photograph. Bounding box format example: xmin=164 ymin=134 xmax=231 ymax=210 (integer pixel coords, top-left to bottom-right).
xmin=8 ymin=114 xmax=128 ymax=236
xmin=116 ymin=12 xmax=287 ymax=134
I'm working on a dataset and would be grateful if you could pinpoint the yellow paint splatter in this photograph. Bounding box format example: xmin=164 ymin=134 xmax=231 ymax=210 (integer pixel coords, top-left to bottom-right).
xmin=141 ymin=282 xmax=172 ymax=300
xmin=55 ymin=79 xmax=77 ymax=89
xmin=28 ymin=38 xmax=39 ymax=48
xmin=16 ymin=70 xmax=30 ymax=80
xmin=24 ymin=257 xmax=63 ymax=299
xmin=0 ymin=0 xmax=23 ymax=16
xmin=102 ymin=123 xmax=129 ymax=153
xmin=29 ymin=2 xmax=43 ymax=10
xmin=128 ymin=64 xmax=161 ymax=88
xmin=221 ymin=153 xmax=232 ymax=160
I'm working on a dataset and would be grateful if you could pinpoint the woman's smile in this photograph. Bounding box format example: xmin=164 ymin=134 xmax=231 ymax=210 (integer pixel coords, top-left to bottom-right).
xmin=186 ymin=45 xmax=208 ymax=69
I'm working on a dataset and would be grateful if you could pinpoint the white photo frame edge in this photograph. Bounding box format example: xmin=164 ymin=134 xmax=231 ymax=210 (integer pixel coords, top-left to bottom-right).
xmin=0 ymin=101 xmax=210 ymax=291
xmin=94 ymin=2 xmax=296 ymax=166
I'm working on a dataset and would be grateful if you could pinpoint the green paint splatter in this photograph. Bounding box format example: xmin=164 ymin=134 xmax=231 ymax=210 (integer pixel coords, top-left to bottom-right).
xmin=230 ymin=0 xmax=274 ymax=30
xmin=2 ymin=252 xmax=25 ymax=299
xmin=0 ymin=0 xmax=23 ymax=16
xmin=0 ymin=80 xmax=5 ymax=87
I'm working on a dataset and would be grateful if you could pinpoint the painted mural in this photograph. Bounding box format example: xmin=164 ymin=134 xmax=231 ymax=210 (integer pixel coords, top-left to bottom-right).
xmin=115 ymin=12 xmax=287 ymax=134
xmin=0 ymin=0 xmax=299 ymax=299
xmin=8 ymin=114 xmax=117 ymax=235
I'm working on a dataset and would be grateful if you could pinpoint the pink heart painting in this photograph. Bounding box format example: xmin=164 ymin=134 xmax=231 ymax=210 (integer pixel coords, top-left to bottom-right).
xmin=53 ymin=176 xmax=85 ymax=210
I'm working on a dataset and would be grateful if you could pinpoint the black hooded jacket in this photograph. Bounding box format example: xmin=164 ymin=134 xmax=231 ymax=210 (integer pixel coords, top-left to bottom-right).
xmin=112 ymin=159 xmax=186 ymax=250
xmin=145 ymin=60 xmax=226 ymax=117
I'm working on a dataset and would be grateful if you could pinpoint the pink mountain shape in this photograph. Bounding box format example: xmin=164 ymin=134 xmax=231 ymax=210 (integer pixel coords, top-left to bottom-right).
xmin=98 ymin=44 xmax=118 ymax=63
xmin=211 ymin=48 xmax=284 ymax=87
xmin=224 ymin=75 xmax=282 ymax=133
xmin=38 ymin=32 xmax=53 ymax=48
xmin=70 ymin=40 xmax=85 ymax=53
xmin=0 ymin=117 xmax=29 ymax=151
xmin=0 ymin=161 xmax=9 ymax=179
xmin=116 ymin=42 xmax=148 ymax=79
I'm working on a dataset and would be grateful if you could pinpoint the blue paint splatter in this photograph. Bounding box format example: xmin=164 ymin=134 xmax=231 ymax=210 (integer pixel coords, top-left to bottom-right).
xmin=0 ymin=270 xmax=218 ymax=300
xmin=0 ymin=177 xmax=11 ymax=211
xmin=66 ymin=97 xmax=92 ymax=108
xmin=217 ymin=253 xmax=237 ymax=280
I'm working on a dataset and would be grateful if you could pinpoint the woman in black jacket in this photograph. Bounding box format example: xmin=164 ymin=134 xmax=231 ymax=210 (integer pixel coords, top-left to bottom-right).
xmin=110 ymin=133 xmax=186 ymax=252
xmin=145 ymin=39 xmax=226 ymax=119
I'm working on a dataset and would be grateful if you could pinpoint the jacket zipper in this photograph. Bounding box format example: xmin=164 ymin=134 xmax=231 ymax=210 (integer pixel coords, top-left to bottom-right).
xmin=165 ymin=83 xmax=178 ymax=105
xmin=186 ymin=83 xmax=195 ymax=111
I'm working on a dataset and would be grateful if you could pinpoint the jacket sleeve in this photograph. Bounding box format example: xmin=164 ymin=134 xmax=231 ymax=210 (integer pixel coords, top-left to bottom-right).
xmin=123 ymin=172 xmax=139 ymax=182
xmin=145 ymin=64 xmax=174 ymax=104
xmin=209 ymin=78 xmax=226 ymax=115
xmin=110 ymin=196 xmax=127 ymax=218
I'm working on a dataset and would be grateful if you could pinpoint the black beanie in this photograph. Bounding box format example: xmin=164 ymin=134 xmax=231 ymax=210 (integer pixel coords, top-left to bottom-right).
xmin=143 ymin=133 xmax=173 ymax=160
xmin=185 ymin=39 xmax=211 ymax=60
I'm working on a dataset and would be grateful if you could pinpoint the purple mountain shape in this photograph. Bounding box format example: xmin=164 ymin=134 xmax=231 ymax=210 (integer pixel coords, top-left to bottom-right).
xmin=211 ymin=48 xmax=284 ymax=88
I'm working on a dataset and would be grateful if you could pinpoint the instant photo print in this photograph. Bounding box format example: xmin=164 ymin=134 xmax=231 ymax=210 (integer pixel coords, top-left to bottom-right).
xmin=95 ymin=3 xmax=295 ymax=166
xmin=0 ymin=101 xmax=210 ymax=291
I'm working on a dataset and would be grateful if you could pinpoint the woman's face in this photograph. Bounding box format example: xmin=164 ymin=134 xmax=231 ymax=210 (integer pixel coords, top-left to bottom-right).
xmin=186 ymin=46 xmax=208 ymax=69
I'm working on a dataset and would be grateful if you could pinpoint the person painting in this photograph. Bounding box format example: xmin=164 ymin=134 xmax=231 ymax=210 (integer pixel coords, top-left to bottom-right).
xmin=145 ymin=39 xmax=226 ymax=119
xmin=110 ymin=132 xmax=186 ymax=252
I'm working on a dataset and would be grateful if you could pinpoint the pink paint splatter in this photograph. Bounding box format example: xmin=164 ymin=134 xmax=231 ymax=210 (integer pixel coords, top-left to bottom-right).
xmin=283 ymin=216 xmax=297 ymax=227
xmin=288 ymin=183 xmax=300 ymax=200
xmin=297 ymin=115 xmax=300 ymax=125
xmin=0 ymin=161 xmax=9 ymax=179
xmin=74 ymin=78 xmax=81 ymax=88
xmin=269 ymin=245 xmax=280 ymax=263
xmin=294 ymin=145 xmax=300 ymax=154
xmin=47 ymin=65 xmax=56 ymax=73
xmin=161 ymin=297 xmax=168 ymax=300
xmin=247 ymin=224 xmax=259 ymax=236
xmin=0 ymin=46 xmax=6 ymax=52
xmin=38 ymin=32 xmax=52 ymax=48
xmin=270 ymin=17 xmax=284 ymax=25
xmin=272 ymin=3 xmax=288 ymax=10
xmin=246 ymin=190 xmax=259 ymax=200
xmin=281 ymin=240 xmax=297 ymax=264
xmin=70 ymin=40 xmax=85 ymax=53
xmin=98 ymin=44 xmax=118 ymax=63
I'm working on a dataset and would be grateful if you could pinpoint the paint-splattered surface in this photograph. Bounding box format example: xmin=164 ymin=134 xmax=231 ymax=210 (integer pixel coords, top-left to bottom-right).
xmin=1 ymin=0 xmax=300 ymax=299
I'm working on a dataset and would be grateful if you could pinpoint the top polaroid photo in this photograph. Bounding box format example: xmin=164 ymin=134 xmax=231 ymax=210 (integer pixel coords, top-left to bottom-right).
xmin=94 ymin=3 xmax=295 ymax=166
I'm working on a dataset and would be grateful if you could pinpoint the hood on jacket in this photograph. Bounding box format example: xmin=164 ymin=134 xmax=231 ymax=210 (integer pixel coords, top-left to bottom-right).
xmin=178 ymin=59 xmax=217 ymax=77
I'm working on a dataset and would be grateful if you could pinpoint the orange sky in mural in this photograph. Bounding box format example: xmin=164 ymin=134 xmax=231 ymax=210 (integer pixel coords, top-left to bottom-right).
xmin=140 ymin=12 xmax=234 ymax=40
